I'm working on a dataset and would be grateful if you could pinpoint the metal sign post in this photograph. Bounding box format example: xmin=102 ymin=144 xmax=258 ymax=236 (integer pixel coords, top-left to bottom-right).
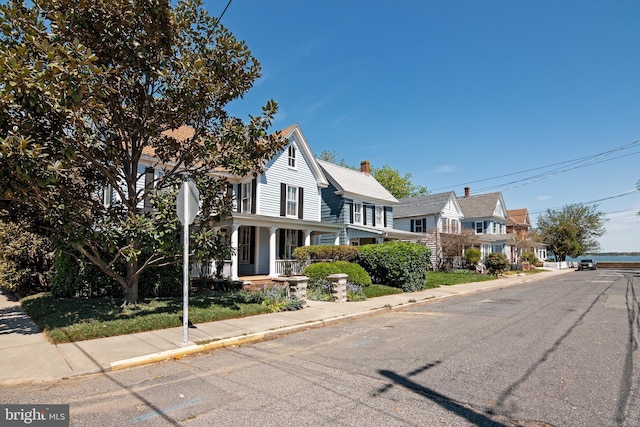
xmin=176 ymin=179 xmax=199 ymax=344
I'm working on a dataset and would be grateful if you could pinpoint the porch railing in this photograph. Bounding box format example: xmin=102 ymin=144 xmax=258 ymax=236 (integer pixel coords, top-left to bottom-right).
xmin=190 ymin=260 xmax=232 ymax=279
xmin=274 ymin=259 xmax=304 ymax=276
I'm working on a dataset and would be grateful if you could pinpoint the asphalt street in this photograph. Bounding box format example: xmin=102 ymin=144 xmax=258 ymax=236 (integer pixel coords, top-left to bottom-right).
xmin=3 ymin=268 xmax=638 ymax=426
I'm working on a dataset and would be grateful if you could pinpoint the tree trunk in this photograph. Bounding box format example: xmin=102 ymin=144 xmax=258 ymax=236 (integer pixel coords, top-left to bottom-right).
xmin=121 ymin=260 xmax=140 ymax=307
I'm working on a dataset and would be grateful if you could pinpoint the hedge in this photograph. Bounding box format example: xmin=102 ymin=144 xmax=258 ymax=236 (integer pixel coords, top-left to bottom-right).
xmin=356 ymin=241 xmax=431 ymax=292
xmin=293 ymin=245 xmax=359 ymax=263
xmin=302 ymin=261 xmax=372 ymax=286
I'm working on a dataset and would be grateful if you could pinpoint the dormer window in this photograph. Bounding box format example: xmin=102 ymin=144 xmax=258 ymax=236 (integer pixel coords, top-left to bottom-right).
xmin=288 ymin=145 xmax=296 ymax=168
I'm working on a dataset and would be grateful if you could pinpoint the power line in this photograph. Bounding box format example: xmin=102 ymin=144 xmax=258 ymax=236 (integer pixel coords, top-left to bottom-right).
xmin=528 ymin=189 xmax=640 ymax=216
xmin=213 ymin=0 xmax=233 ymax=28
xmin=432 ymin=139 xmax=639 ymax=193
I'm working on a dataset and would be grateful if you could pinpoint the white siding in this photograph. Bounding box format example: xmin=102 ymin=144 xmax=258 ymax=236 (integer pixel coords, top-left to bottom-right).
xmin=259 ymin=138 xmax=322 ymax=221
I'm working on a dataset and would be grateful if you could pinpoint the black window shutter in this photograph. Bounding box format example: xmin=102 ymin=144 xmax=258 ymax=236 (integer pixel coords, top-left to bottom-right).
xmin=410 ymin=219 xmax=415 ymax=232
xmin=422 ymin=218 xmax=427 ymax=231
xmin=383 ymin=207 xmax=388 ymax=227
xmin=372 ymin=206 xmax=376 ymax=227
xmin=251 ymin=178 xmax=257 ymax=214
xmin=278 ymin=229 xmax=285 ymax=258
xmin=297 ymin=230 xmax=304 ymax=247
xmin=349 ymin=202 xmax=354 ymax=224
xmin=363 ymin=204 xmax=367 ymax=225
xmin=298 ymin=187 xmax=304 ymax=219
xmin=237 ymin=183 xmax=242 ymax=213
xmin=249 ymin=227 xmax=255 ymax=264
xmin=280 ymin=183 xmax=286 ymax=216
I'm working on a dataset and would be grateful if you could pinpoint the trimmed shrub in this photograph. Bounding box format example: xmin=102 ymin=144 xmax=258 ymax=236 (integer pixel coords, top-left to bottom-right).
xmin=302 ymin=261 xmax=372 ymax=286
xmin=0 ymin=220 xmax=55 ymax=296
xmin=356 ymin=241 xmax=431 ymax=292
xmin=293 ymin=245 xmax=359 ymax=263
xmin=463 ymin=248 xmax=481 ymax=269
xmin=520 ymin=251 xmax=540 ymax=266
xmin=484 ymin=252 xmax=510 ymax=275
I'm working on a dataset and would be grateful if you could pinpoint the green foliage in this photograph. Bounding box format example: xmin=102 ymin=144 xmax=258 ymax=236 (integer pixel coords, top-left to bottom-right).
xmin=51 ymin=252 xmax=122 ymax=298
xmin=20 ymin=291 xmax=272 ymax=343
xmin=519 ymin=251 xmax=540 ymax=266
xmin=484 ymin=252 xmax=510 ymax=275
xmin=357 ymin=241 xmax=431 ymax=292
xmin=302 ymin=261 xmax=372 ymax=286
xmin=293 ymin=245 xmax=360 ymax=263
xmin=362 ymin=284 xmax=403 ymax=298
xmin=536 ymin=204 xmax=607 ymax=261
xmin=371 ymin=165 xmax=428 ymax=199
xmin=0 ymin=221 xmax=54 ymax=296
xmin=0 ymin=0 xmax=287 ymax=305
xmin=427 ymin=270 xmax=496 ymax=287
xmin=236 ymin=286 xmax=304 ymax=312
xmin=463 ymin=248 xmax=482 ymax=269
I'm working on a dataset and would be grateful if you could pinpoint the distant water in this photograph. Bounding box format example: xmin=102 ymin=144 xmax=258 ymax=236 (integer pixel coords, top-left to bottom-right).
xmin=566 ymin=255 xmax=640 ymax=263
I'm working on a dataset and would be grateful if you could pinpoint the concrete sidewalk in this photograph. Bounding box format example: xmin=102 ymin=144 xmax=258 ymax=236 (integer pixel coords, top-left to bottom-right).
xmin=0 ymin=269 xmax=573 ymax=385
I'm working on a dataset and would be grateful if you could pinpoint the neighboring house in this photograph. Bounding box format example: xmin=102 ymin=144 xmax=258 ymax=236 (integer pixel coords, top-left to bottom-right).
xmin=507 ymin=208 xmax=548 ymax=263
xmin=458 ymin=187 xmax=516 ymax=262
xmin=393 ymin=191 xmax=465 ymax=267
xmin=317 ymin=160 xmax=418 ymax=245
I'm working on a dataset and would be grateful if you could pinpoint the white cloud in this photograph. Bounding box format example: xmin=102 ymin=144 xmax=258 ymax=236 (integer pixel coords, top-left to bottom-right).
xmin=432 ymin=164 xmax=456 ymax=173
xmin=536 ymin=195 xmax=551 ymax=201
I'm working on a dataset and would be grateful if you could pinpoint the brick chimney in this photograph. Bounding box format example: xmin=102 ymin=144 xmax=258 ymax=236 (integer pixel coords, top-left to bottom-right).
xmin=360 ymin=160 xmax=371 ymax=175
xmin=464 ymin=187 xmax=470 ymax=198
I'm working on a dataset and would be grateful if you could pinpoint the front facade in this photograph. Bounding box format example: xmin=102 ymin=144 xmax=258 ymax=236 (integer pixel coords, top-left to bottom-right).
xmin=507 ymin=208 xmax=548 ymax=262
xmin=458 ymin=188 xmax=515 ymax=262
xmin=394 ymin=191 xmax=465 ymax=267
xmin=216 ymin=124 xmax=343 ymax=279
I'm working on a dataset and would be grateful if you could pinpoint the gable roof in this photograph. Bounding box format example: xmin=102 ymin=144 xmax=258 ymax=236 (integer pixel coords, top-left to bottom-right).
xmin=507 ymin=208 xmax=531 ymax=227
xmin=317 ymin=159 xmax=398 ymax=205
xmin=458 ymin=192 xmax=508 ymax=220
xmin=279 ymin=124 xmax=329 ymax=188
xmin=394 ymin=191 xmax=460 ymax=218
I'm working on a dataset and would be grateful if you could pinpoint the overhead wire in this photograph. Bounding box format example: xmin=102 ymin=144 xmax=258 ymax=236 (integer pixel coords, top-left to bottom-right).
xmin=431 ymin=139 xmax=639 ymax=193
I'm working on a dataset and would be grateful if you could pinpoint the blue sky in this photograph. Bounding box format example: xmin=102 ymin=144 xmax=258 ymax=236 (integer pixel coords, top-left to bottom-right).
xmin=211 ymin=0 xmax=640 ymax=252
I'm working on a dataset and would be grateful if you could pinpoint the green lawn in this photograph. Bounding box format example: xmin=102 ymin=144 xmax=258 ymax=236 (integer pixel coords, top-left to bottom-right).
xmin=426 ymin=270 xmax=497 ymax=287
xmin=20 ymin=270 xmax=511 ymax=344
xmin=20 ymin=291 xmax=271 ymax=344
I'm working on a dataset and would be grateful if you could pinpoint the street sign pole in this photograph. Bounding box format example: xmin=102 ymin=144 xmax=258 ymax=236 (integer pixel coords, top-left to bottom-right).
xmin=182 ymin=186 xmax=189 ymax=344
xmin=177 ymin=179 xmax=200 ymax=344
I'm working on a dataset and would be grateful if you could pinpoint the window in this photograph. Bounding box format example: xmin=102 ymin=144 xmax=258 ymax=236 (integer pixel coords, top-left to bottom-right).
xmin=241 ymin=182 xmax=252 ymax=213
xmin=475 ymin=221 xmax=484 ymax=234
xmin=288 ymin=145 xmax=296 ymax=168
xmin=451 ymin=219 xmax=459 ymax=234
xmin=286 ymin=185 xmax=298 ymax=217
xmin=284 ymin=229 xmax=298 ymax=258
xmin=375 ymin=206 xmax=384 ymax=227
xmin=353 ymin=202 xmax=362 ymax=224
xmin=415 ymin=219 xmax=424 ymax=233
xmin=239 ymin=227 xmax=251 ymax=264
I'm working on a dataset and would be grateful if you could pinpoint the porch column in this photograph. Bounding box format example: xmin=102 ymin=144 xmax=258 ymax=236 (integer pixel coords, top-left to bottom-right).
xmin=334 ymin=233 xmax=340 ymax=245
xmin=269 ymin=226 xmax=277 ymax=277
xmin=304 ymin=229 xmax=312 ymax=246
xmin=230 ymin=224 xmax=239 ymax=280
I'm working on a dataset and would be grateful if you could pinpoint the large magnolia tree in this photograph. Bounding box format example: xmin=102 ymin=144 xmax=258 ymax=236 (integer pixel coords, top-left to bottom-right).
xmin=536 ymin=204 xmax=607 ymax=261
xmin=0 ymin=0 xmax=286 ymax=305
